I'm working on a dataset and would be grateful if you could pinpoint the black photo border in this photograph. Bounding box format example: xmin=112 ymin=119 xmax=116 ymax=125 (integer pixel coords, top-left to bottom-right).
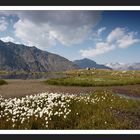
xmin=0 ymin=0 xmax=140 ymax=6
xmin=0 ymin=0 xmax=140 ymax=139
xmin=0 ymin=134 xmax=140 ymax=140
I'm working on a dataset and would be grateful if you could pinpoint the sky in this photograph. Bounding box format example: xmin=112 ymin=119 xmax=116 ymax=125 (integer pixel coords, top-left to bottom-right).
xmin=0 ymin=10 xmax=140 ymax=64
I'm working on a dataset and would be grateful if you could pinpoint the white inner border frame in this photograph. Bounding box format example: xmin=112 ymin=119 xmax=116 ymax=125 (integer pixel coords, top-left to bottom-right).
xmin=0 ymin=6 xmax=140 ymax=10
xmin=0 ymin=6 xmax=140 ymax=134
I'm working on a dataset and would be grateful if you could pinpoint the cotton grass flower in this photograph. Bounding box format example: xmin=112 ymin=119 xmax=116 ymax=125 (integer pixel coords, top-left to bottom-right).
xmin=0 ymin=91 xmax=117 ymax=129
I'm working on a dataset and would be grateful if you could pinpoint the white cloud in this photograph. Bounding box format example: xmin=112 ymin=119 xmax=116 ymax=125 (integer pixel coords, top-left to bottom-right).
xmin=0 ymin=36 xmax=21 ymax=44
xmin=90 ymin=27 xmax=106 ymax=42
xmin=0 ymin=17 xmax=8 ymax=31
xmin=117 ymin=32 xmax=139 ymax=48
xmin=97 ymin=27 xmax=106 ymax=36
xmin=7 ymin=11 xmax=101 ymax=49
xmin=107 ymin=27 xmax=125 ymax=43
xmin=80 ymin=27 xmax=140 ymax=57
xmin=80 ymin=42 xmax=115 ymax=57
xmin=0 ymin=36 xmax=15 ymax=42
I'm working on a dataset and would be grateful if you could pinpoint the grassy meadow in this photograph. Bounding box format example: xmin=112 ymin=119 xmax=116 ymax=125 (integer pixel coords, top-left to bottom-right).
xmin=45 ymin=69 xmax=140 ymax=86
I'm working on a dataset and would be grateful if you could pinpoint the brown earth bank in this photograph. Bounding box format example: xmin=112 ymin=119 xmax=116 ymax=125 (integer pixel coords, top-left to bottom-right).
xmin=0 ymin=79 xmax=140 ymax=98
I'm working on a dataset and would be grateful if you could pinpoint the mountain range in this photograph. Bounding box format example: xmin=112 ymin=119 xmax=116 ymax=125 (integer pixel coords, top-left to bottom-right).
xmin=0 ymin=40 xmax=78 ymax=72
xmin=105 ymin=62 xmax=140 ymax=70
xmin=0 ymin=40 xmax=139 ymax=72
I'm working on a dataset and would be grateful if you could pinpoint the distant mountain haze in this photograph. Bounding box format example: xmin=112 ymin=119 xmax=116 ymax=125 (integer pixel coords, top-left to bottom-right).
xmin=0 ymin=40 xmax=78 ymax=72
xmin=105 ymin=62 xmax=140 ymax=70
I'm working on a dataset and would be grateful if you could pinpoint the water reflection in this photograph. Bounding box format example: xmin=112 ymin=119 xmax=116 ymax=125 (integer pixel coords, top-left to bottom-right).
xmin=0 ymin=73 xmax=66 ymax=80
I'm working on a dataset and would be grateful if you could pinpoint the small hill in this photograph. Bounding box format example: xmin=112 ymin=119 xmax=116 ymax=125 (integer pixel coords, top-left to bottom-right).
xmin=73 ymin=58 xmax=111 ymax=69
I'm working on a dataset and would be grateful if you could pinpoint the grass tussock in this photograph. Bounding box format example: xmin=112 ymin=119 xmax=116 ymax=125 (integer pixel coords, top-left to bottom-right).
xmin=0 ymin=80 xmax=7 ymax=86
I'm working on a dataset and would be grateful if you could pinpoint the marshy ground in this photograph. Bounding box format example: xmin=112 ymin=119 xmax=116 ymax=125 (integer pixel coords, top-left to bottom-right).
xmin=0 ymin=79 xmax=140 ymax=99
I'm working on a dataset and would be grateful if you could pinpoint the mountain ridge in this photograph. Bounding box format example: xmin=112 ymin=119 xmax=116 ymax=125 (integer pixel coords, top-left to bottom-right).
xmin=0 ymin=40 xmax=78 ymax=72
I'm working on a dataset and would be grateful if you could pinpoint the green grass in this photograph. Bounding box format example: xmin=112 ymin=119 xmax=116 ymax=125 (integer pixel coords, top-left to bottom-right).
xmin=72 ymin=91 xmax=140 ymax=129
xmin=0 ymin=90 xmax=140 ymax=129
xmin=45 ymin=69 xmax=140 ymax=87
xmin=0 ymin=80 xmax=7 ymax=85
xmin=44 ymin=91 xmax=140 ymax=129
